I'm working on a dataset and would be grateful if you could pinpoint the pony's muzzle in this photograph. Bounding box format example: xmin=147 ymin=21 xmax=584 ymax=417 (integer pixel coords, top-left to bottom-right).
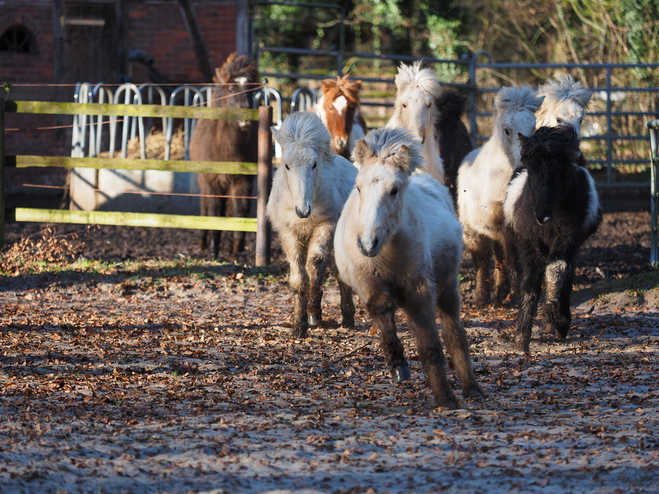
xmin=535 ymin=214 xmax=552 ymax=225
xmin=357 ymin=235 xmax=380 ymax=257
xmin=333 ymin=135 xmax=348 ymax=150
xmin=295 ymin=204 xmax=312 ymax=218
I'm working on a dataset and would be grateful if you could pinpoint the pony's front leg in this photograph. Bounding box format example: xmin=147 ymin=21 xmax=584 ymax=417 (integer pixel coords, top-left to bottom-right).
xmin=436 ymin=282 xmax=484 ymax=400
xmin=493 ymin=241 xmax=511 ymax=305
xmin=366 ymin=290 xmax=408 ymax=383
xmin=464 ymin=228 xmax=493 ymax=307
xmin=281 ymin=235 xmax=309 ymax=338
xmin=542 ymin=259 xmax=568 ymax=338
xmin=403 ymin=287 xmax=459 ymax=409
xmin=305 ymin=223 xmax=334 ymax=327
xmin=338 ymin=276 xmax=355 ymax=329
xmin=556 ymin=268 xmax=574 ymax=339
xmin=515 ymin=264 xmax=544 ymax=352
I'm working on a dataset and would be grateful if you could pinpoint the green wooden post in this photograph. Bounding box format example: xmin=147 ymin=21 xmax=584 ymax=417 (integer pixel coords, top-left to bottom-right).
xmin=0 ymin=99 xmax=5 ymax=250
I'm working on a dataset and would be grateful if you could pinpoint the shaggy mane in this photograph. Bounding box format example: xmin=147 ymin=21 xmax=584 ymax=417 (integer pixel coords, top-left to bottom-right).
xmin=215 ymin=53 xmax=258 ymax=84
xmin=359 ymin=127 xmax=424 ymax=173
xmin=275 ymin=112 xmax=332 ymax=161
xmin=436 ymin=89 xmax=467 ymax=118
xmin=395 ymin=61 xmax=443 ymax=99
xmin=495 ymin=85 xmax=544 ymax=115
xmin=322 ymin=75 xmax=362 ymax=107
xmin=538 ymin=75 xmax=591 ymax=110
xmin=520 ymin=125 xmax=581 ymax=165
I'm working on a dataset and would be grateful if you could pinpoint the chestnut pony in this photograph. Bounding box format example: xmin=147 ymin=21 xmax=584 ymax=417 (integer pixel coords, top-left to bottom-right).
xmin=312 ymin=75 xmax=367 ymax=161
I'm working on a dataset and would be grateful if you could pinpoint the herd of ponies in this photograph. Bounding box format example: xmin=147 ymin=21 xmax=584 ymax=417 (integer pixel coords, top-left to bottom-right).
xmin=191 ymin=53 xmax=602 ymax=409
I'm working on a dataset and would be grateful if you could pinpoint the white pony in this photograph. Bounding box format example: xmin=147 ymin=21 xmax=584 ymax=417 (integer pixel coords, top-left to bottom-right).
xmin=335 ymin=127 xmax=483 ymax=409
xmin=536 ymin=75 xmax=592 ymax=137
xmin=266 ymin=112 xmax=357 ymax=338
xmin=386 ymin=61 xmax=445 ymax=183
xmin=457 ymin=86 xmax=545 ymax=306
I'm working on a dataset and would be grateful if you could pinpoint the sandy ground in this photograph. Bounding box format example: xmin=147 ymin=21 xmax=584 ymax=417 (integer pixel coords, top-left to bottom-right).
xmin=1 ymin=262 xmax=658 ymax=494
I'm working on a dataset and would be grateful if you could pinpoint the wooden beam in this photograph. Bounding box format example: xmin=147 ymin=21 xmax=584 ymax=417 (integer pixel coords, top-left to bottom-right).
xmin=7 ymin=155 xmax=258 ymax=175
xmin=178 ymin=0 xmax=215 ymax=82
xmin=8 ymin=208 xmax=257 ymax=232
xmin=5 ymin=100 xmax=258 ymax=120
xmin=256 ymin=105 xmax=273 ymax=266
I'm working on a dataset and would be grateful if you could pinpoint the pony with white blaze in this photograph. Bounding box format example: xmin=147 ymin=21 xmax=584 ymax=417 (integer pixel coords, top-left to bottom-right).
xmin=385 ymin=61 xmax=445 ymax=183
xmin=536 ymin=75 xmax=592 ymax=136
xmin=334 ymin=127 xmax=483 ymax=409
xmin=266 ymin=112 xmax=356 ymax=339
xmin=457 ymin=86 xmax=544 ymax=306
xmin=311 ymin=75 xmax=367 ymax=161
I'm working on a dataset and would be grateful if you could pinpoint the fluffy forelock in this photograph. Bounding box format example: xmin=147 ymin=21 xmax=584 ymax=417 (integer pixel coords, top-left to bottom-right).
xmin=495 ymin=85 xmax=545 ymax=115
xmin=220 ymin=53 xmax=259 ymax=83
xmin=323 ymin=75 xmax=361 ymax=107
xmin=277 ymin=112 xmax=332 ymax=160
xmin=395 ymin=61 xmax=443 ymax=99
xmin=538 ymin=75 xmax=592 ymax=110
xmin=361 ymin=127 xmax=424 ymax=173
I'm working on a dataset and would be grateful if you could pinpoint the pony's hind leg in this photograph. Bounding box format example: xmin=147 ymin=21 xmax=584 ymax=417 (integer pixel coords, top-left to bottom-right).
xmin=228 ymin=177 xmax=253 ymax=254
xmin=367 ymin=290 xmax=409 ymax=383
xmin=465 ymin=229 xmax=493 ymax=307
xmin=338 ymin=276 xmax=355 ymax=329
xmin=436 ymin=283 xmax=484 ymax=400
xmin=402 ymin=285 xmax=459 ymax=409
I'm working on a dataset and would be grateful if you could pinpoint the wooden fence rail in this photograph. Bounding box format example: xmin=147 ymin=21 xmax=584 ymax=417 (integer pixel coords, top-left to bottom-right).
xmin=0 ymin=100 xmax=273 ymax=266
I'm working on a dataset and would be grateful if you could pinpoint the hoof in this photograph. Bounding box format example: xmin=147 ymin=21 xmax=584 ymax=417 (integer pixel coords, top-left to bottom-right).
xmin=308 ymin=314 xmax=321 ymax=327
xmin=435 ymin=396 xmax=459 ymax=410
xmin=513 ymin=336 xmax=530 ymax=353
xmin=292 ymin=322 xmax=309 ymax=339
xmin=463 ymin=384 xmax=486 ymax=399
xmin=556 ymin=324 xmax=569 ymax=339
xmin=340 ymin=316 xmax=354 ymax=329
xmin=391 ymin=365 xmax=411 ymax=383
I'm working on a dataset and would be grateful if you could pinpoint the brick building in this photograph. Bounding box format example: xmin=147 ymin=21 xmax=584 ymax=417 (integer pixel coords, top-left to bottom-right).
xmin=1 ymin=0 xmax=247 ymax=204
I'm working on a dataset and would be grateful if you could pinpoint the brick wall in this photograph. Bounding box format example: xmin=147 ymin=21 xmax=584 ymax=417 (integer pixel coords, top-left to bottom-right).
xmin=1 ymin=0 xmax=238 ymax=201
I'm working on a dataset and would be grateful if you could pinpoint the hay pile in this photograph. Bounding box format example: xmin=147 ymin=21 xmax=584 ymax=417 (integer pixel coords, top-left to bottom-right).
xmin=97 ymin=128 xmax=186 ymax=160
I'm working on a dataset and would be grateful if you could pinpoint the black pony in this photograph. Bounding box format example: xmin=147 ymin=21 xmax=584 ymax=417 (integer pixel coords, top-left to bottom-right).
xmin=435 ymin=89 xmax=473 ymax=203
xmin=502 ymin=125 xmax=602 ymax=352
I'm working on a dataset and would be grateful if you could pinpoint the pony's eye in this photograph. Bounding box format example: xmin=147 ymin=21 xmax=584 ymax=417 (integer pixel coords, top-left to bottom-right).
xmin=504 ymin=128 xmax=511 ymax=136
xmin=329 ymin=105 xmax=334 ymax=111
xmin=427 ymin=101 xmax=432 ymax=108
xmin=285 ymin=163 xmax=290 ymax=170
xmin=391 ymin=187 xmax=399 ymax=196
xmin=402 ymin=103 xmax=407 ymax=108
xmin=356 ymin=186 xmax=361 ymax=193
xmin=312 ymin=161 xmax=317 ymax=169
xmin=556 ymin=117 xmax=564 ymax=124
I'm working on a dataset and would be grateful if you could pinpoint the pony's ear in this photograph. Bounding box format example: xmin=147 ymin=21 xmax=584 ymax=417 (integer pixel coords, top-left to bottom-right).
xmin=353 ymin=138 xmax=373 ymax=165
xmin=213 ymin=68 xmax=222 ymax=84
xmin=271 ymin=127 xmax=281 ymax=144
xmin=321 ymin=79 xmax=337 ymax=93
xmin=391 ymin=145 xmax=412 ymax=171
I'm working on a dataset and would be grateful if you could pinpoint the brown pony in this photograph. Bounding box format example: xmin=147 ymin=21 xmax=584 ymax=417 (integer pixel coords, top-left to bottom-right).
xmin=312 ymin=75 xmax=367 ymax=160
xmin=189 ymin=53 xmax=258 ymax=258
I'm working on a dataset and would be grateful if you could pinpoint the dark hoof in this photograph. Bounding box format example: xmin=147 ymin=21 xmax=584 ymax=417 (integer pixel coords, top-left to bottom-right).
xmin=463 ymin=384 xmax=486 ymax=399
xmin=308 ymin=314 xmax=321 ymax=327
xmin=340 ymin=315 xmax=354 ymax=329
xmin=514 ymin=336 xmax=530 ymax=353
xmin=292 ymin=322 xmax=309 ymax=339
xmin=391 ymin=365 xmax=411 ymax=383
xmin=435 ymin=396 xmax=459 ymax=410
xmin=556 ymin=324 xmax=569 ymax=339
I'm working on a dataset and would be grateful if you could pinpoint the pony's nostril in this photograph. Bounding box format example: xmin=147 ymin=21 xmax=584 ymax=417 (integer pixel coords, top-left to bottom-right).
xmin=371 ymin=237 xmax=379 ymax=251
xmin=296 ymin=205 xmax=311 ymax=218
